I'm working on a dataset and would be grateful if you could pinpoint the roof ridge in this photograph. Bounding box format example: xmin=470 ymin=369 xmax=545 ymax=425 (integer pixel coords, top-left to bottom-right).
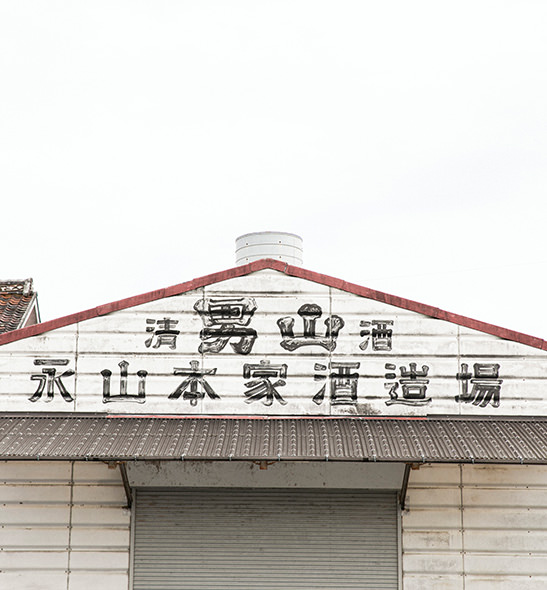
xmin=0 ymin=278 xmax=33 ymax=295
xmin=0 ymin=259 xmax=545 ymax=350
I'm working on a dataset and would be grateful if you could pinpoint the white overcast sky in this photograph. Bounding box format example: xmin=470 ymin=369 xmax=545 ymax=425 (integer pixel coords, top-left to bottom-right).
xmin=2 ymin=1 xmax=547 ymax=339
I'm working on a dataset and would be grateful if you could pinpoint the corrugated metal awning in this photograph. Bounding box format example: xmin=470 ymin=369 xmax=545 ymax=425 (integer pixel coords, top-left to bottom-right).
xmin=0 ymin=415 xmax=546 ymax=463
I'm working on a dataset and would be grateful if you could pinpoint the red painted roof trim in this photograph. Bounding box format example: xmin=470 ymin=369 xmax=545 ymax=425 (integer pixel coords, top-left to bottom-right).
xmin=1 ymin=259 xmax=546 ymax=350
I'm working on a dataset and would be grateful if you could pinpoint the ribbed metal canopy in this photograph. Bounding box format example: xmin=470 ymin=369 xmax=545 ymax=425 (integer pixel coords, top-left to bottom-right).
xmin=0 ymin=415 xmax=547 ymax=464
xmin=0 ymin=415 xmax=546 ymax=463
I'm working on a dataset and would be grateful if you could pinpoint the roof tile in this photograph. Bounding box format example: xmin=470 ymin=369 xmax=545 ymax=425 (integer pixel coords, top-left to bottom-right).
xmin=0 ymin=279 xmax=36 ymax=334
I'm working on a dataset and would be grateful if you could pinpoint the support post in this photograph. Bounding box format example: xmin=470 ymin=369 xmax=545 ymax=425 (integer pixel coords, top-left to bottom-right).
xmin=399 ymin=463 xmax=412 ymax=510
xmin=119 ymin=462 xmax=132 ymax=508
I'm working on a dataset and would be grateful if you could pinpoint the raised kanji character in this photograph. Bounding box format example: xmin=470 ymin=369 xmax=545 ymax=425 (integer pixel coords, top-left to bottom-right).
xmin=359 ymin=320 xmax=393 ymax=351
xmin=195 ymin=297 xmax=258 ymax=354
xmin=101 ymin=360 xmax=147 ymax=403
xmin=456 ymin=363 xmax=502 ymax=408
xmin=313 ymin=362 xmax=360 ymax=405
xmin=169 ymin=361 xmax=219 ymax=405
xmin=29 ymin=359 xmax=75 ymax=403
xmin=145 ymin=317 xmax=180 ymax=349
xmin=243 ymin=360 xmax=288 ymax=406
xmin=277 ymin=303 xmax=344 ymax=351
xmin=385 ymin=362 xmax=431 ymax=406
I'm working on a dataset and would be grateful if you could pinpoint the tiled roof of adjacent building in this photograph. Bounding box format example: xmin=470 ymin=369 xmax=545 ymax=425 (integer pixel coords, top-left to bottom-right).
xmin=0 ymin=279 xmax=40 ymax=334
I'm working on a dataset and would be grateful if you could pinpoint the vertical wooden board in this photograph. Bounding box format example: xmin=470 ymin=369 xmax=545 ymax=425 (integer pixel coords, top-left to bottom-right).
xmin=473 ymin=357 xmax=547 ymax=378
xmin=68 ymin=550 xmax=129 ymax=571
xmin=331 ymin=289 xmax=463 ymax=415
xmin=464 ymin=554 xmax=547 ymax=576
xmin=0 ymin=572 xmax=69 ymax=590
xmin=406 ymin=464 xmax=461 ymax=486
xmin=405 ymin=487 xmax=461 ymax=507
xmin=456 ymin=463 xmax=547 ymax=585
xmin=402 ymin=530 xmax=463 ymax=552
xmin=73 ymin=352 xmax=198 ymax=413
xmin=72 ymin=462 xmax=124 ymax=484
xmin=402 ymin=574 xmax=463 ymax=590
xmin=334 ymin=359 xmax=460 ymax=416
xmin=458 ymin=327 xmax=547 ymax=357
xmin=76 ymin=294 xmax=202 ymax=356
xmin=206 ymin=270 xmax=332 ymax=297
xmin=262 ymin=291 xmax=347 ymax=356
xmin=455 ymin=356 xmax=547 ymax=416
xmin=0 ymin=505 xmax=70 ymax=525
xmin=203 ymin=277 xmax=331 ymax=357
xmin=331 ymin=292 xmax=459 ymax=359
xmin=402 ymin=507 xmax=462 ymax=529
xmin=402 ymin=463 xmax=464 ymax=585
xmin=1 ymin=267 xmax=547 ymax=416
xmin=0 ymin=358 xmax=77 ymax=413
xmin=462 ymin=464 xmax=547 ymax=487
xmin=463 ymin=530 xmax=547 ymax=553
xmin=196 ymin=354 xmax=333 ymax=416
xmin=463 ymin=487 xmax=547 ymax=508
xmin=71 ymin=485 xmax=126 ymax=504
xmin=0 ymin=550 xmax=68 ymax=570
xmin=459 ymin=357 xmax=546 ymax=412
xmin=70 ymin=528 xmax=129 ymax=550
xmin=402 ymin=553 xmax=463 ymax=574
xmin=70 ymin=505 xmax=130 ymax=526
xmin=68 ymin=573 xmax=128 ymax=590
xmin=0 ymin=461 xmax=72 ymax=483
xmin=453 ymin=356 xmax=525 ymax=416
xmin=0 ymin=464 xmax=130 ymax=588
xmin=465 ymin=575 xmax=547 ymax=590
xmin=462 ymin=506 xmax=547 ymax=529
xmin=0 ymin=527 xmax=69 ymax=549
xmin=0 ymin=325 xmax=78 ymax=354
xmin=0 ymin=325 xmax=78 ymax=412
xmin=0 ymin=484 xmax=71 ymax=503
xmin=73 ymin=291 xmax=203 ymax=413
xmin=256 ymin=294 xmax=334 ymax=351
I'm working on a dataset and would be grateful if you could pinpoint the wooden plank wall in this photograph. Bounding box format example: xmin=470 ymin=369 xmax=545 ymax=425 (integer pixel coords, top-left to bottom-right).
xmin=402 ymin=463 xmax=547 ymax=589
xmin=2 ymin=459 xmax=547 ymax=589
xmin=0 ymin=461 xmax=130 ymax=590
xmin=1 ymin=271 xmax=546 ymax=416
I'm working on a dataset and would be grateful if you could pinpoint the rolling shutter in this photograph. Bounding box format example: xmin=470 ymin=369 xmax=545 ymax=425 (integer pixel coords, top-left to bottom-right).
xmin=133 ymin=488 xmax=398 ymax=589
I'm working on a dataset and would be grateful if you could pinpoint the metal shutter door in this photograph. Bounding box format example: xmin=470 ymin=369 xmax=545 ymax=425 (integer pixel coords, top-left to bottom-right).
xmin=133 ymin=488 xmax=398 ymax=590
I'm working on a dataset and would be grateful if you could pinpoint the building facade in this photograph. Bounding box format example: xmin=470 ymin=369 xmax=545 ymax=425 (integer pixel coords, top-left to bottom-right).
xmin=1 ymin=258 xmax=546 ymax=589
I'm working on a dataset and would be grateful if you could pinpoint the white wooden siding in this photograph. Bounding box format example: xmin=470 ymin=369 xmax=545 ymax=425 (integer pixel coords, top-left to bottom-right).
xmin=402 ymin=464 xmax=547 ymax=590
xmin=3 ymin=459 xmax=547 ymax=589
xmin=0 ymin=461 xmax=130 ymax=590
xmin=0 ymin=269 xmax=546 ymax=415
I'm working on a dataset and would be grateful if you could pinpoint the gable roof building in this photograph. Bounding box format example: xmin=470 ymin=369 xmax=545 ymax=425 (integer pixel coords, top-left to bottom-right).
xmin=1 ymin=234 xmax=546 ymax=590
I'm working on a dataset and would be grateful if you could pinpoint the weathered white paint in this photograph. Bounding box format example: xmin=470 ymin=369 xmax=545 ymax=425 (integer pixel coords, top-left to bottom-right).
xmin=126 ymin=460 xmax=406 ymax=489
xmin=402 ymin=463 xmax=547 ymax=590
xmin=2 ymin=267 xmax=547 ymax=589
xmin=0 ymin=269 xmax=546 ymax=415
xmin=0 ymin=461 xmax=130 ymax=590
xmin=3 ymin=459 xmax=547 ymax=590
